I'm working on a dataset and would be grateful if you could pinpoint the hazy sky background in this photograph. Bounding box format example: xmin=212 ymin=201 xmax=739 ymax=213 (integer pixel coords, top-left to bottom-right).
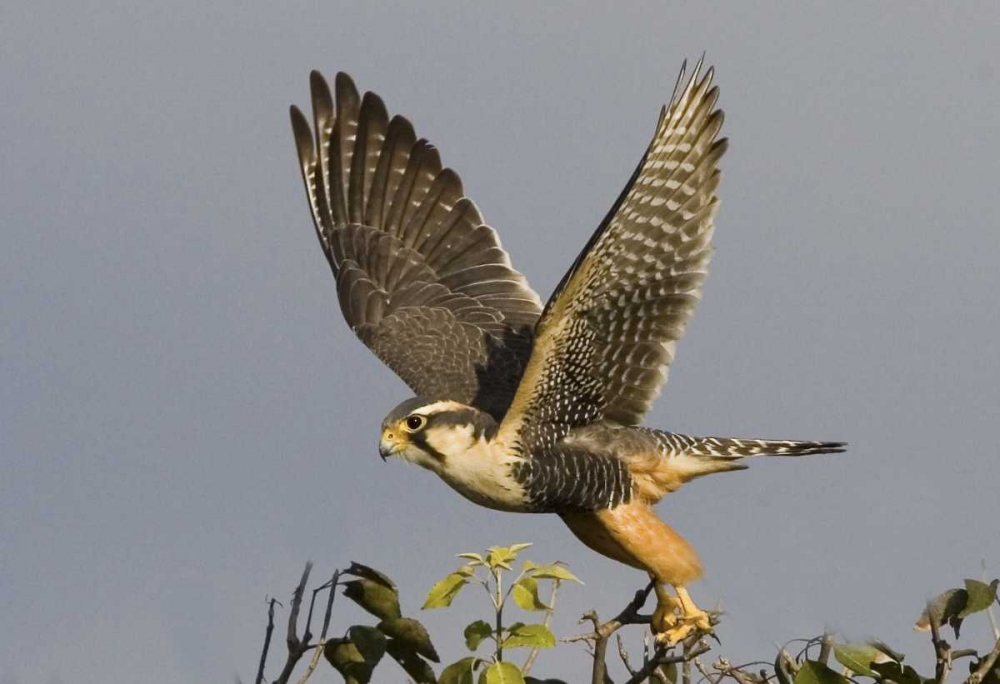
xmin=3 ymin=3 xmax=999 ymax=683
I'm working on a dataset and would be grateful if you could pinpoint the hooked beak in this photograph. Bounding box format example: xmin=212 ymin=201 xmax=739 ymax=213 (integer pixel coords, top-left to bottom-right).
xmin=378 ymin=435 xmax=400 ymax=461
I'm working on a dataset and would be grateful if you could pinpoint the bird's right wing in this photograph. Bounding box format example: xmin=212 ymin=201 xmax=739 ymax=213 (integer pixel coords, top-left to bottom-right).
xmin=498 ymin=60 xmax=727 ymax=453
xmin=291 ymin=72 xmax=543 ymax=419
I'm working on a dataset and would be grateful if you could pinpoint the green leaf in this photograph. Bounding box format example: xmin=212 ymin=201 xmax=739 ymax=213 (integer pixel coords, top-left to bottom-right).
xmin=870 ymin=661 xmax=927 ymax=684
xmin=385 ymin=638 xmax=437 ymax=684
xmin=486 ymin=547 xmax=517 ymax=571
xmin=511 ymin=576 xmax=549 ymax=612
xmin=502 ymin=623 xmax=556 ymax=650
xmin=464 ymin=620 xmax=494 ymax=651
xmin=960 ymin=579 xmax=999 ymax=618
xmin=774 ymin=648 xmax=797 ymax=684
xmin=657 ymin=661 xmax=678 ymax=684
xmin=342 ymin=578 xmax=402 ymax=621
xmin=440 ymin=657 xmax=482 ymax=684
xmin=344 ymin=562 xmax=396 ymax=589
xmin=377 ymin=617 xmax=439 ymax=662
xmin=348 ymin=626 xmax=387 ymax=667
xmin=869 ymin=640 xmax=905 ymax=663
xmin=835 ymin=643 xmax=880 ymax=677
xmin=324 ymin=627 xmax=387 ymax=684
xmin=917 ymin=588 xmax=967 ymax=637
xmin=454 ymin=564 xmax=478 ymax=577
xmin=479 ymin=661 xmax=526 ymax=684
xmin=423 ymin=572 xmax=470 ymax=609
xmin=457 ymin=553 xmax=486 ymax=566
xmin=793 ymin=661 xmax=849 ymax=684
xmin=526 ymin=563 xmax=582 ymax=584
xmin=508 ymin=543 xmax=533 ymax=553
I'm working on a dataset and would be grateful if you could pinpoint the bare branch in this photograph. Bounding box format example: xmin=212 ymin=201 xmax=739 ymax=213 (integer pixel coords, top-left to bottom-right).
xmin=293 ymin=644 xmax=325 ymax=684
xmin=967 ymin=634 xmax=1000 ymax=684
xmin=274 ymin=562 xmax=315 ymax=684
xmin=561 ymin=583 xmax=654 ymax=684
xmin=287 ymin=562 xmax=313 ymax=650
xmin=618 ymin=633 xmax=638 ymax=676
xmin=255 ymin=597 xmax=279 ymax=684
xmin=818 ymin=634 xmax=834 ymax=666
xmin=623 ymin=642 xmax=711 ymax=684
xmin=320 ymin=571 xmax=341 ymax=640
xmin=712 ymin=657 xmax=761 ymax=684
xmin=928 ymin=603 xmax=953 ymax=684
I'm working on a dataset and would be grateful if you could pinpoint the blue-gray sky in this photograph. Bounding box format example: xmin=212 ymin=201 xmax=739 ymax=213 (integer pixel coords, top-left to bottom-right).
xmin=2 ymin=3 xmax=998 ymax=683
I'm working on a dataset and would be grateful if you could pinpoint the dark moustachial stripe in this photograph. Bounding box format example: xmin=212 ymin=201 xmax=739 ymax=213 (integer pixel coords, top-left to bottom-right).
xmin=410 ymin=431 xmax=447 ymax=462
xmin=511 ymin=446 xmax=632 ymax=513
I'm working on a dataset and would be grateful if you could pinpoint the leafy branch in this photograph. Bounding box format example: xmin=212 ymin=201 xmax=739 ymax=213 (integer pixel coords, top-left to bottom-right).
xmin=248 ymin=547 xmax=999 ymax=684
xmin=426 ymin=543 xmax=581 ymax=683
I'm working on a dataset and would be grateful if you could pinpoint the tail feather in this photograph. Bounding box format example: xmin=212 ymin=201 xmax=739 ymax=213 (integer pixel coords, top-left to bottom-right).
xmin=690 ymin=436 xmax=847 ymax=459
xmin=621 ymin=429 xmax=846 ymax=501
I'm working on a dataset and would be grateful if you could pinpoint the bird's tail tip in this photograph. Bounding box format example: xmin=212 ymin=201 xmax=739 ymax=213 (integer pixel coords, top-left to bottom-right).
xmin=693 ymin=437 xmax=847 ymax=459
xmin=751 ymin=439 xmax=847 ymax=457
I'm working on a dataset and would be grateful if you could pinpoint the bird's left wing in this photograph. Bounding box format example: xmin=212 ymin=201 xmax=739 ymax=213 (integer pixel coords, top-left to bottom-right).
xmin=291 ymin=72 xmax=543 ymax=419
xmin=498 ymin=60 xmax=727 ymax=452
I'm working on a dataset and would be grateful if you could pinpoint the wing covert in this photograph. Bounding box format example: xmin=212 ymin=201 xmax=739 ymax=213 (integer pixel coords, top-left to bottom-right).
xmin=290 ymin=71 xmax=543 ymax=418
xmin=499 ymin=59 xmax=728 ymax=451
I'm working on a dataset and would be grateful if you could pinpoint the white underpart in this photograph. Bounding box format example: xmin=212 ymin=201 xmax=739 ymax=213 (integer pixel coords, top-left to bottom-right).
xmin=395 ymin=401 xmax=528 ymax=512
xmin=429 ymin=431 xmax=527 ymax=512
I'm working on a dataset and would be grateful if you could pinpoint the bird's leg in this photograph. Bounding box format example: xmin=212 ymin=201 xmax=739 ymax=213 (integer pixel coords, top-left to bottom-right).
xmin=651 ymin=579 xmax=680 ymax=634
xmin=655 ymin=585 xmax=711 ymax=645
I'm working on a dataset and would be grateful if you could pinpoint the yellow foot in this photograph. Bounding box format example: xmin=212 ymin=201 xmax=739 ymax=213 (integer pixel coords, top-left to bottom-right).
xmin=652 ymin=585 xmax=712 ymax=646
xmin=655 ymin=609 xmax=712 ymax=645
xmin=651 ymin=585 xmax=680 ymax=634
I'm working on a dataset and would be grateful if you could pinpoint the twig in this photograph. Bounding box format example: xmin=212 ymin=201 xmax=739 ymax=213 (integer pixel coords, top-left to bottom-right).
xmin=293 ymin=642 xmax=326 ymax=684
xmin=618 ymin=633 xmax=638 ymax=676
xmin=303 ymin=576 xmax=335 ymax=645
xmin=623 ymin=642 xmax=711 ymax=684
xmin=562 ymin=583 xmax=654 ymax=684
xmin=818 ymin=634 xmax=834 ymax=666
xmin=928 ymin=606 xmax=952 ymax=684
xmin=320 ymin=571 xmax=341 ymax=639
xmin=255 ymin=598 xmax=280 ymax=684
xmin=288 ymin=563 xmax=313 ymax=650
xmin=495 ymin=567 xmax=505 ymax=662
xmin=523 ymin=579 xmax=561 ymax=675
xmin=695 ymin=657 xmax=725 ymax=684
xmin=683 ymin=638 xmax=693 ymax=684
xmin=712 ymin=657 xmax=760 ymax=684
xmin=274 ymin=562 xmax=314 ymax=684
xmin=968 ymin=634 xmax=1000 ymax=684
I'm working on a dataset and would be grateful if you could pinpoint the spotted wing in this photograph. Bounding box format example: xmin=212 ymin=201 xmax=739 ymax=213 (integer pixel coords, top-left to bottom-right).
xmin=290 ymin=72 xmax=543 ymax=419
xmin=499 ymin=60 xmax=727 ymax=451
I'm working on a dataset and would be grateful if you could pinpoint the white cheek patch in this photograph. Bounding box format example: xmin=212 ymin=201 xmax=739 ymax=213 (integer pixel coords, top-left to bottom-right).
xmin=426 ymin=423 xmax=475 ymax=457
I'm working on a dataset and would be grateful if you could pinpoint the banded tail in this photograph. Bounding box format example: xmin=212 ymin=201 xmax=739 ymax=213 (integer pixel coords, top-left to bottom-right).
xmin=658 ymin=433 xmax=847 ymax=478
xmin=688 ymin=436 xmax=847 ymax=459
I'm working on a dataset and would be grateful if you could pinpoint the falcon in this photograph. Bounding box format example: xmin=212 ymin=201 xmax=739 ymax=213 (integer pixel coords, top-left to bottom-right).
xmin=289 ymin=60 xmax=844 ymax=644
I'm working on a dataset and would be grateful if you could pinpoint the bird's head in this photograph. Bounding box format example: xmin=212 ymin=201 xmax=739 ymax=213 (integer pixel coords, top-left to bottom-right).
xmin=378 ymin=397 xmax=498 ymax=471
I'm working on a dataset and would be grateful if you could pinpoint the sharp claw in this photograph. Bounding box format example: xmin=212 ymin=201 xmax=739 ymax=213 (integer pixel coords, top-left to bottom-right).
xmin=650 ymin=584 xmax=714 ymax=646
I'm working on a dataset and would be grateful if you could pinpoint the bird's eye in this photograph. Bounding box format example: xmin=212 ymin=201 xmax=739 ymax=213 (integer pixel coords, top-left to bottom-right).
xmin=405 ymin=415 xmax=426 ymax=431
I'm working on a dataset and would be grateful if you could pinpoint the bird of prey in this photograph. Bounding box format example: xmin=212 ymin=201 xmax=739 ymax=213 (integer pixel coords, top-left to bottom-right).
xmin=289 ymin=60 xmax=844 ymax=644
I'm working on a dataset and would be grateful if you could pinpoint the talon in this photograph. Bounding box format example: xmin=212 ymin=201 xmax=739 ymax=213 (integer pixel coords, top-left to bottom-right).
xmin=651 ymin=585 xmax=713 ymax=645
